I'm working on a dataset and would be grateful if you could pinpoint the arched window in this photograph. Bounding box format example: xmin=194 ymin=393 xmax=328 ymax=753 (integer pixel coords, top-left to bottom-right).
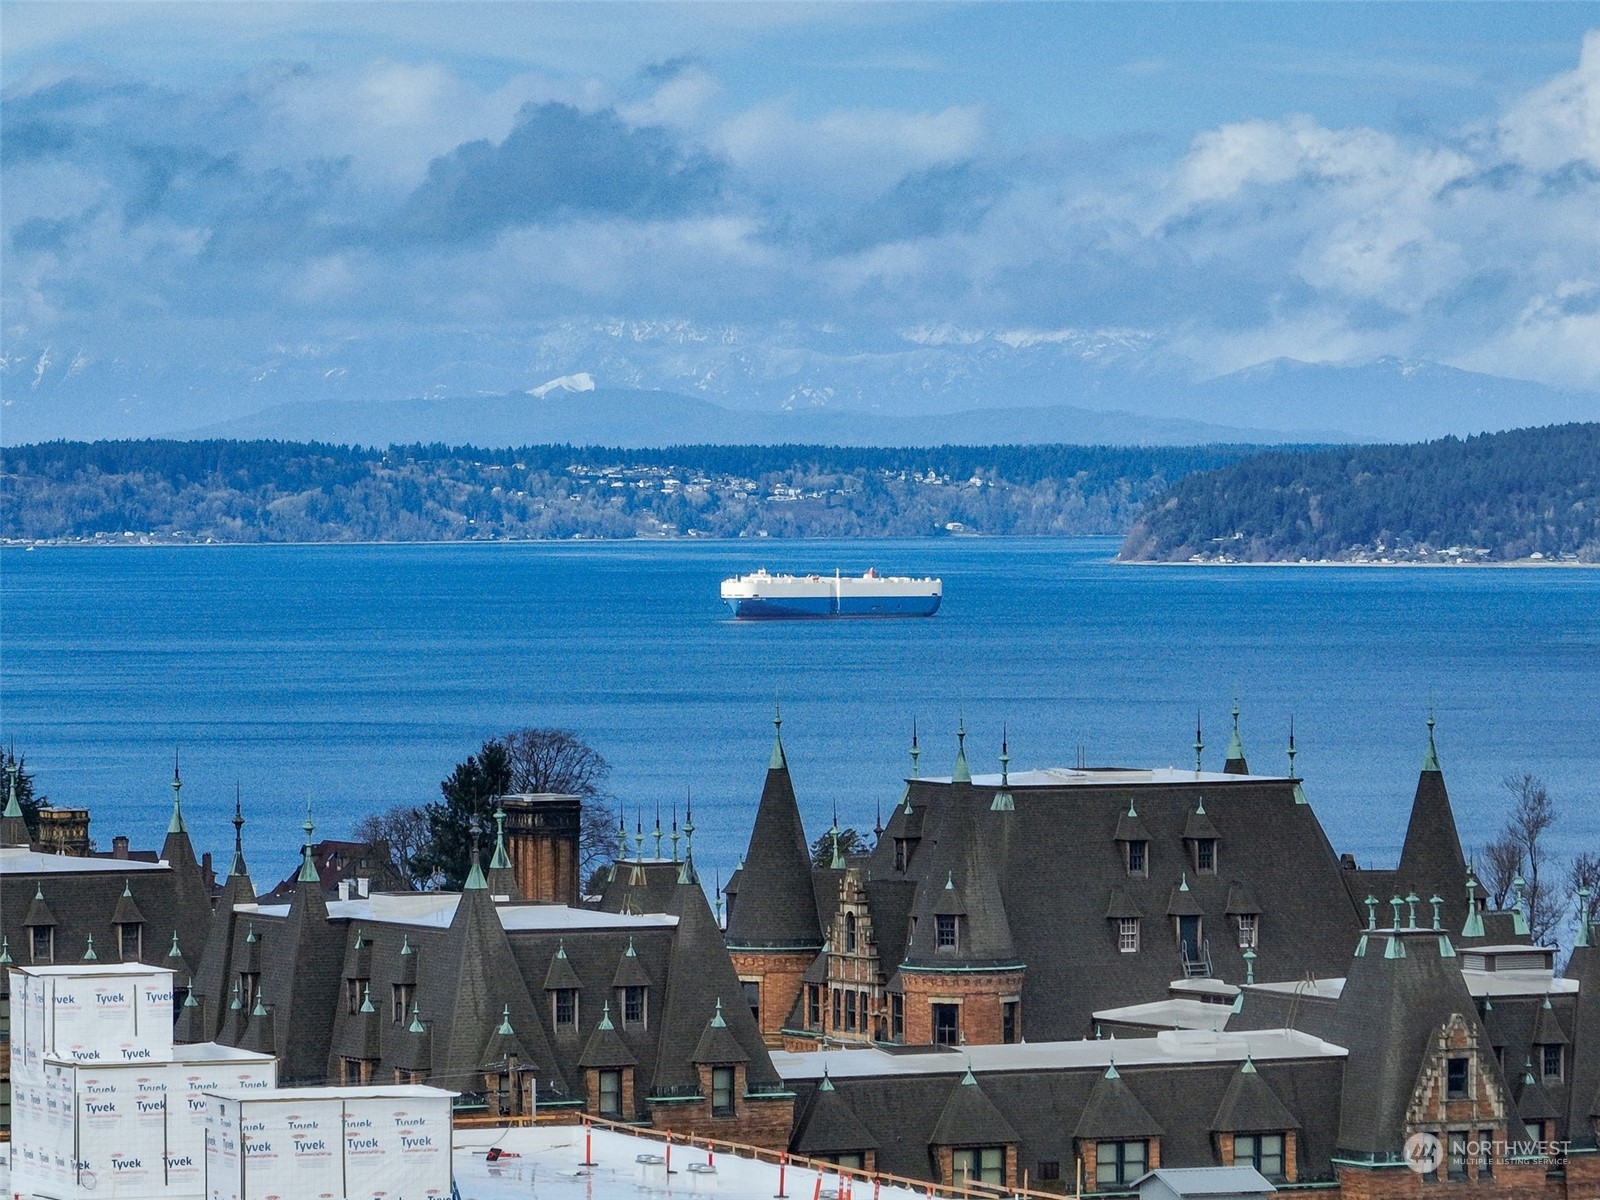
xmin=845 ymin=912 xmax=858 ymax=952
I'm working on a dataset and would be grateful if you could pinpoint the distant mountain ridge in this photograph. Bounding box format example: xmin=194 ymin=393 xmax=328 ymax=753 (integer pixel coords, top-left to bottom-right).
xmin=1118 ymin=423 xmax=1600 ymax=564
xmin=182 ymin=388 xmax=1341 ymax=449
xmin=5 ymin=315 xmax=1594 ymax=445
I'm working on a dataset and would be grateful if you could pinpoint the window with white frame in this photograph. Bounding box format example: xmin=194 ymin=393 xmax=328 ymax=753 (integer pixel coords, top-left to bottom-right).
xmin=1236 ymin=914 xmax=1258 ymax=949
xmin=1118 ymin=917 xmax=1140 ymax=953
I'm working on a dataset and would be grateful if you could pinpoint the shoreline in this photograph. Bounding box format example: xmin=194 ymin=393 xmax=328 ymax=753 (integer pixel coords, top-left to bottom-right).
xmin=3 ymin=538 xmax=1596 ymax=568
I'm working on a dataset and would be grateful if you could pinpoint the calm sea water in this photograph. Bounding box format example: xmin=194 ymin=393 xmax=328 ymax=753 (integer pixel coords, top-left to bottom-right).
xmin=2 ymin=539 xmax=1597 ymax=895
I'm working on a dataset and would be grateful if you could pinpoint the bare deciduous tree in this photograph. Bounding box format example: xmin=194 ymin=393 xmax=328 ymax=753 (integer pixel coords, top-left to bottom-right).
xmin=1569 ymin=851 xmax=1600 ymax=940
xmin=1499 ymin=772 xmax=1558 ymax=944
xmin=351 ymin=805 xmax=432 ymax=891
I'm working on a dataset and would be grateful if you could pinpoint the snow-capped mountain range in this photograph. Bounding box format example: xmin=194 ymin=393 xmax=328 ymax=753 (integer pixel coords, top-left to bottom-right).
xmin=3 ymin=320 xmax=1595 ymax=447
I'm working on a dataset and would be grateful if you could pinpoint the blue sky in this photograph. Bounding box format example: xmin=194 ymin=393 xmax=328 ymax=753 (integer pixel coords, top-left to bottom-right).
xmin=4 ymin=2 xmax=1599 ymax=433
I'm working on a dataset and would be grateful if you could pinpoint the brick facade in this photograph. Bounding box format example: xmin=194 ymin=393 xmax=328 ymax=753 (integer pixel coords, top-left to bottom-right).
xmin=898 ymin=969 xmax=1025 ymax=1047
xmin=731 ymin=949 xmax=814 ymax=1046
xmin=501 ymin=793 xmax=581 ymax=905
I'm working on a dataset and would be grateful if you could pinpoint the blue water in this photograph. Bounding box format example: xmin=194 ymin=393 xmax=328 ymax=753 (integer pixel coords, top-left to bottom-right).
xmin=2 ymin=539 xmax=1597 ymax=896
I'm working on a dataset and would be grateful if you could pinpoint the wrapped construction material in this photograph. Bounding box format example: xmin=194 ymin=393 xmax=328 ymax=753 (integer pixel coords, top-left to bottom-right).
xmin=203 ymin=1086 xmax=456 ymax=1200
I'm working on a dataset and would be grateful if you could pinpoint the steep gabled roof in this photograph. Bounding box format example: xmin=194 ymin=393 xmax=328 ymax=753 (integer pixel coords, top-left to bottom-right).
xmin=1114 ymin=805 xmax=1152 ymax=843
xmin=1210 ymin=1058 xmax=1298 ymax=1133
xmin=1074 ymin=1065 xmax=1163 ymax=1140
xmin=794 ymin=1076 xmax=880 ymax=1155
xmin=1533 ymin=998 xmax=1569 ymax=1045
xmin=691 ymin=1000 xmax=750 ymax=1065
xmin=903 ymin=800 xmax=1019 ymax=969
xmin=1394 ymin=721 xmax=1468 ymax=933
xmin=1564 ymin=941 xmax=1600 ymax=1147
xmin=111 ymin=882 xmax=146 ymax=927
xmin=1225 ymin=882 xmax=1262 ymax=916
xmin=930 ymin=1069 xmax=1020 ymax=1147
xmin=544 ymin=944 xmax=583 ymax=991
xmin=724 ymin=716 xmax=823 ymax=951
xmin=652 ymin=873 xmax=779 ymax=1093
xmin=1328 ymin=927 xmax=1506 ymax=1158
xmin=1182 ymin=805 xmax=1222 ymax=841
xmin=1516 ymin=1061 xmax=1559 ymax=1121
xmin=612 ymin=939 xmax=652 ymax=988
xmin=579 ymin=1004 xmax=638 ymax=1069
xmin=423 ymin=879 xmax=561 ymax=1095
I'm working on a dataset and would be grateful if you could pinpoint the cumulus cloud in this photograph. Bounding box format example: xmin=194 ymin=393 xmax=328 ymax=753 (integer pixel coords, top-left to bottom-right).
xmin=395 ymin=101 xmax=725 ymax=241
xmin=4 ymin=28 xmax=1600 ymax=416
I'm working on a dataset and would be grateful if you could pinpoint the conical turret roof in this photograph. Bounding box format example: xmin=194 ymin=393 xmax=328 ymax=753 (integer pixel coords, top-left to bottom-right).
xmin=724 ymin=711 xmax=823 ymax=951
xmin=1395 ymin=716 xmax=1468 ymax=932
xmin=903 ymin=800 xmax=1019 ymax=969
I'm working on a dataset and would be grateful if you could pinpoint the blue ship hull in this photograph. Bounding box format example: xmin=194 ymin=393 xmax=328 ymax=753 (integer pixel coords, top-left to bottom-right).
xmin=726 ymin=594 xmax=942 ymax=619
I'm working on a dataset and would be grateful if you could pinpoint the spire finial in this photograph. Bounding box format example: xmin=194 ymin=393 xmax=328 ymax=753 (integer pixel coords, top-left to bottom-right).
xmin=1243 ymin=946 xmax=1256 ymax=984
xmin=168 ymin=749 xmax=187 ymax=835
xmin=229 ymin=783 xmax=248 ymax=877
xmin=670 ymin=802 xmax=681 ymax=863
xmin=1194 ymin=713 xmax=1204 ymax=773
xmin=409 ymin=1001 xmax=426 ymax=1033
xmin=952 ymin=713 xmax=971 ymax=783
xmin=1287 ymin=715 xmax=1297 ymax=780
xmin=360 ymin=982 xmax=375 ymax=1014
xmin=992 ymin=724 xmax=1015 ymax=811
xmin=1423 ymin=707 xmax=1441 ymax=772
xmin=711 ymin=996 xmax=726 ymax=1027
xmin=770 ymin=697 xmax=787 ymax=770
xmin=489 ymin=805 xmax=510 ymax=870
xmin=83 ymin=933 xmax=97 ymax=960
xmin=4 ymin=759 xmax=23 ymax=821
xmin=1365 ymin=894 xmax=1378 ymax=930
xmin=297 ymin=795 xmax=319 ymax=882
xmin=1579 ymin=887 xmax=1593 ymax=949
xmin=653 ymin=800 xmax=663 ymax=860
xmin=828 ymin=803 xmax=845 ymax=869
xmin=633 ymin=813 xmax=644 ymax=863
xmin=911 ymin=718 xmax=920 ymax=777
xmin=497 ymin=1004 xmax=514 ymax=1035
xmin=599 ymin=998 xmax=615 ymax=1030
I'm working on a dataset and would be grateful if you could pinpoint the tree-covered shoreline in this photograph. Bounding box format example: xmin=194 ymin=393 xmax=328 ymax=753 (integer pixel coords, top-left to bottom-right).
xmin=1118 ymin=423 xmax=1600 ymax=564
xmin=0 ymin=439 xmax=1269 ymax=543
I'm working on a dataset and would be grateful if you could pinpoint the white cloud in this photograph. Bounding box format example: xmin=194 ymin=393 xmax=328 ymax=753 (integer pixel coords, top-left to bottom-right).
xmin=718 ymin=101 xmax=985 ymax=198
xmin=1497 ymin=29 xmax=1600 ymax=170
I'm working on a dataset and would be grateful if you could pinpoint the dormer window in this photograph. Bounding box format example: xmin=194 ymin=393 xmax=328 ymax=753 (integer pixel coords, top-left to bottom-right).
xmin=1117 ymin=918 xmax=1140 ymax=953
xmin=31 ymin=926 xmax=53 ymax=963
xmin=1126 ymin=841 xmax=1147 ymax=877
xmin=936 ymin=914 xmax=958 ymax=950
xmin=621 ymin=985 xmax=647 ymax=1028
xmin=1542 ymin=1044 xmax=1564 ymax=1082
xmin=1194 ymin=839 xmax=1217 ymax=873
xmin=553 ymin=988 xmax=578 ymax=1031
xmin=1446 ymin=1056 xmax=1470 ymax=1099
xmin=118 ymin=922 xmax=142 ymax=961
xmin=894 ymin=839 xmax=913 ymax=871
xmin=1236 ymin=914 xmax=1258 ymax=949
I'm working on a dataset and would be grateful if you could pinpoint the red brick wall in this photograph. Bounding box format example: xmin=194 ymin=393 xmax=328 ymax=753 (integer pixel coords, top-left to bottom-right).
xmin=899 ymin=970 xmax=1024 ymax=1046
xmin=730 ymin=949 xmax=815 ymax=1045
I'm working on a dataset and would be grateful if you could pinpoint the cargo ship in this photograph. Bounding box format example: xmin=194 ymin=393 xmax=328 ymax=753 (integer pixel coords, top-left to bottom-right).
xmin=720 ymin=568 xmax=942 ymax=619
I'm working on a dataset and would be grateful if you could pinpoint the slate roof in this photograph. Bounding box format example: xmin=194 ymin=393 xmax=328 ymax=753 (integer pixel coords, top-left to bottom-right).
xmin=579 ymin=1006 xmax=638 ymax=1068
xmin=1392 ymin=734 xmax=1469 ymax=934
xmin=929 ymin=1069 xmax=1021 ymax=1147
xmin=725 ymin=725 xmax=825 ymax=951
xmin=612 ymin=940 xmax=652 ymax=987
xmin=1533 ymin=998 xmax=1569 ymax=1045
xmin=1182 ymin=806 xmax=1222 ymax=842
xmin=783 ymin=1053 xmax=1345 ymax=1184
xmin=1327 ymin=926 xmax=1507 ymax=1159
xmin=903 ymin=798 xmax=1020 ymax=970
xmin=545 ymin=944 xmax=583 ymax=990
xmin=1116 ymin=806 xmax=1153 ymax=843
xmin=1210 ymin=1059 xmax=1298 ymax=1133
xmin=1516 ymin=1062 xmax=1560 ymax=1121
xmin=793 ymin=1076 xmax=881 ymax=1155
xmin=692 ymin=1003 xmax=751 ymax=1065
xmin=865 ymin=768 xmax=1362 ymax=1039
xmin=1075 ymin=1065 xmax=1165 ymax=1139
xmin=1563 ymin=941 xmax=1600 ymax=1146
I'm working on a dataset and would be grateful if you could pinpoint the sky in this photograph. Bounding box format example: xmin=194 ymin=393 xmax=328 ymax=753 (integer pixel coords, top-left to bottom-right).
xmin=4 ymin=2 xmax=1600 ymax=435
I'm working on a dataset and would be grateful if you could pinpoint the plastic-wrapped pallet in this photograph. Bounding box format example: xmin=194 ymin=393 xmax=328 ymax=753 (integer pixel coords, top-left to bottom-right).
xmin=204 ymin=1085 xmax=457 ymax=1200
xmin=9 ymin=963 xmax=175 ymax=1065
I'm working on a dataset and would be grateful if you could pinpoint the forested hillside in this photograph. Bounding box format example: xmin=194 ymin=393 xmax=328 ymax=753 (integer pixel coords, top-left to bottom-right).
xmin=1118 ymin=424 xmax=1600 ymax=563
xmin=0 ymin=440 xmax=1263 ymax=542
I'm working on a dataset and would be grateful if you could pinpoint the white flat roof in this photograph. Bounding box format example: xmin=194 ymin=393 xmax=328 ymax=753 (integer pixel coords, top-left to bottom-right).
xmin=0 ymin=846 xmax=167 ymax=873
xmin=209 ymin=1084 xmax=455 ymax=1101
xmin=1094 ymin=998 xmax=1234 ymax=1031
xmin=235 ymin=894 xmax=678 ymax=932
xmin=773 ymin=1028 xmax=1344 ymax=1081
xmin=11 ymin=962 xmax=175 ymax=979
xmin=453 ymin=1124 xmax=931 ymax=1200
xmin=920 ymin=768 xmax=1284 ymax=787
xmin=1245 ymin=971 xmax=1576 ymax=1001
